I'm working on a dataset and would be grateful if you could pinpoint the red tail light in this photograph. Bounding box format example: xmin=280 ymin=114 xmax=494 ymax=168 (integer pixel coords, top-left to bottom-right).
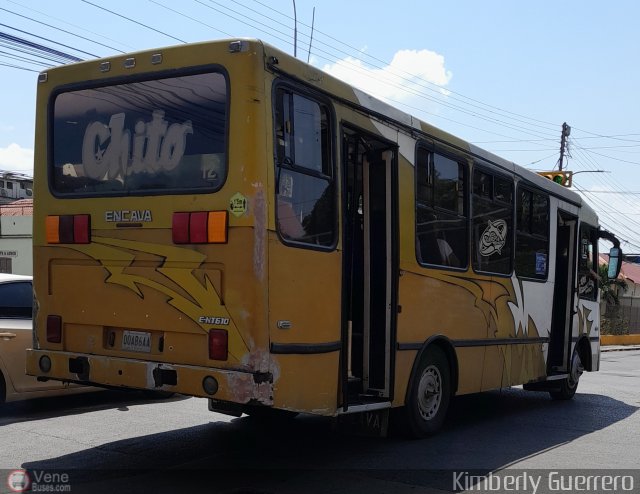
xmin=190 ymin=212 xmax=209 ymax=243
xmin=172 ymin=212 xmax=190 ymax=244
xmin=46 ymin=215 xmax=91 ymax=244
xmin=208 ymin=329 xmax=228 ymax=360
xmin=47 ymin=315 xmax=62 ymax=343
xmin=172 ymin=211 xmax=228 ymax=244
xmin=73 ymin=215 xmax=91 ymax=244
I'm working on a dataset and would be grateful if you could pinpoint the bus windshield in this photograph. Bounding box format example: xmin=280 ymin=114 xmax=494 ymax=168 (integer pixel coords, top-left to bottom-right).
xmin=51 ymin=70 xmax=228 ymax=196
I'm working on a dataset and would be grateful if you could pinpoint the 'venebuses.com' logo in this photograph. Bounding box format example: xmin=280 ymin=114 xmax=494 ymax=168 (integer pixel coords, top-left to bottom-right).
xmin=7 ymin=470 xmax=31 ymax=492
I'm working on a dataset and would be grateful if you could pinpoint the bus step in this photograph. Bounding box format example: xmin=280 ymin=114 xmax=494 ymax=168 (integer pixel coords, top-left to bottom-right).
xmin=347 ymin=376 xmax=362 ymax=395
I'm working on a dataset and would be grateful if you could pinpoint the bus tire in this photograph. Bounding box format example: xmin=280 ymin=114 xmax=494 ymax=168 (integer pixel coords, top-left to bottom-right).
xmin=399 ymin=346 xmax=451 ymax=438
xmin=0 ymin=371 xmax=6 ymax=404
xmin=550 ymin=349 xmax=583 ymax=400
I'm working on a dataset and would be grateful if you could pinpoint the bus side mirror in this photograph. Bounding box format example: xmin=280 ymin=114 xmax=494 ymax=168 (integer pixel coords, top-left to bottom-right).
xmin=608 ymin=247 xmax=622 ymax=279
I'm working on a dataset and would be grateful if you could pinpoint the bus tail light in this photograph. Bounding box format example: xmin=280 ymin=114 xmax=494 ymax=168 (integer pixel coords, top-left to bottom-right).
xmin=208 ymin=329 xmax=228 ymax=360
xmin=207 ymin=211 xmax=228 ymax=243
xmin=190 ymin=212 xmax=209 ymax=243
xmin=46 ymin=215 xmax=91 ymax=244
xmin=47 ymin=315 xmax=62 ymax=343
xmin=172 ymin=211 xmax=228 ymax=244
xmin=172 ymin=212 xmax=190 ymax=244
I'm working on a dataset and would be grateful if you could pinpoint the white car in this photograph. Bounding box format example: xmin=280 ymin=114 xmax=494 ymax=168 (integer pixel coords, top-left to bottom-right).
xmin=0 ymin=273 xmax=91 ymax=403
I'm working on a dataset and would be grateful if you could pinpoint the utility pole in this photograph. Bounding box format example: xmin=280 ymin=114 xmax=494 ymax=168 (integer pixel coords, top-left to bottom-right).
xmin=558 ymin=122 xmax=571 ymax=171
xmin=292 ymin=0 xmax=298 ymax=58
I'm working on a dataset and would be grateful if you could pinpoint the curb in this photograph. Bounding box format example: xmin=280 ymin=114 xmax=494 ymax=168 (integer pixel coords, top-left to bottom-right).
xmin=601 ymin=335 xmax=640 ymax=346
xmin=601 ymin=346 xmax=640 ymax=352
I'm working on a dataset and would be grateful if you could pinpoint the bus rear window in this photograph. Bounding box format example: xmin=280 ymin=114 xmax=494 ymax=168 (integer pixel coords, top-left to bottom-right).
xmin=51 ymin=71 xmax=228 ymax=195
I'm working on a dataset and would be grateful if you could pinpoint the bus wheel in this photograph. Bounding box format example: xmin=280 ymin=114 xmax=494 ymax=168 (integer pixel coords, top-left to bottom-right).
xmin=0 ymin=371 xmax=6 ymax=404
xmin=401 ymin=346 xmax=451 ymax=438
xmin=550 ymin=349 xmax=584 ymax=400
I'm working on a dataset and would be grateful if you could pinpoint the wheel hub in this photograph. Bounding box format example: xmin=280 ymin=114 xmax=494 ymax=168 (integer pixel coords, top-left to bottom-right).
xmin=568 ymin=351 xmax=584 ymax=387
xmin=417 ymin=365 xmax=442 ymax=421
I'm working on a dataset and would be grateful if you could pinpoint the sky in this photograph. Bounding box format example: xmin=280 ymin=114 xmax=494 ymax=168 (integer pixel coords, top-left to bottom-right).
xmin=1 ymin=0 xmax=639 ymax=252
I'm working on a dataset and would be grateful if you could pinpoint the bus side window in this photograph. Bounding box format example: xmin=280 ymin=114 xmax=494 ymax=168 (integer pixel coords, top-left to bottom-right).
xmin=578 ymin=225 xmax=598 ymax=300
xmin=273 ymin=87 xmax=335 ymax=248
xmin=515 ymin=187 xmax=549 ymax=280
xmin=415 ymin=147 xmax=468 ymax=269
xmin=472 ymin=169 xmax=514 ymax=275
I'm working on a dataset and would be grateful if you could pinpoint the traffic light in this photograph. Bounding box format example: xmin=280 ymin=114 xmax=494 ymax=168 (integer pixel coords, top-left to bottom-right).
xmin=537 ymin=170 xmax=573 ymax=187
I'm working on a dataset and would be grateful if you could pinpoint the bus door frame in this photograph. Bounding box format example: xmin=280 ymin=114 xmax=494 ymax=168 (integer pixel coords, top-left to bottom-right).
xmin=340 ymin=123 xmax=399 ymax=410
xmin=549 ymin=209 xmax=578 ymax=374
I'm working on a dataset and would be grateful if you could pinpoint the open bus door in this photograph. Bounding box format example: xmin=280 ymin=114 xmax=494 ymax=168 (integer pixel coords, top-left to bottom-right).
xmin=341 ymin=126 xmax=398 ymax=415
xmin=549 ymin=210 xmax=577 ymax=373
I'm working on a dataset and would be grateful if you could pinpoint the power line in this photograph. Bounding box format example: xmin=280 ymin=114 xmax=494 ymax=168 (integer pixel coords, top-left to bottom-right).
xmin=0 ymin=49 xmax=51 ymax=67
xmin=571 ymin=144 xmax=640 ymax=218
xmin=0 ymin=6 xmax=125 ymax=54
xmin=577 ymin=143 xmax=640 ymax=151
xmin=189 ymin=0 xmax=559 ymax=142
xmin=5 ymin=0 xmax=638 ymax=176
xmin=580 ymin=148 xmax=640 ymax=166
xmin=0 ymin=22 xmax=92 ymax=59
xmin=574 ymin=185 xmax=640 ymax=249
xmin=528 ymin=152 xmax=559 ymax=166
xmin=38 ymin=0 xmax=563 ymax=146
xmin=0 ymin=38 xmax=74 ymax=65
xmin=576 ymin=190 xmax=640 ymax=195
xmin=486 ymin=148 xmax=559 ymax=152
xmin=246 ymin=0 xmax=560 ymax=137
xmin=246 ymin=0 xmax=556 ymax=133
xmin=571 ymin=127 xmax=640 ymax=143
xmin=6 ymin=0 xmax=136 ymax=51
xmin=148 ymin=0 xmax=233 ymax=38
xmin=474 ymin=133 xmax=640 ymax=144
xmin=0 ymin=60 xmax=37 ymax=72
xmin=81 ymin=0 xmax=187 ymax=44
xmin=570 ymin=144 xmax=640 ymax=244
xmin=249 ymin=0 xmax=560 ymax=132
xmin=3 ymin=1 xmax=533 ymax=144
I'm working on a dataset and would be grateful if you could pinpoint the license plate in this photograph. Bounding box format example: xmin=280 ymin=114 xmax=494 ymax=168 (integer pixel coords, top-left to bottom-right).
xmin=122 ymin=330 xmax=152 ymax=353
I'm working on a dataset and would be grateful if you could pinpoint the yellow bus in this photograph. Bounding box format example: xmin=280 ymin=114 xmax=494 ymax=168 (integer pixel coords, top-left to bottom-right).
xmin=27 ymin=39 xmax=622 ymax=437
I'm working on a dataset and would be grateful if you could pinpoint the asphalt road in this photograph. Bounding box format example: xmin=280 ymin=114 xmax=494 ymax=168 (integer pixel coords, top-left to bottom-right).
xmin=1 ymin=350 xmax=638 ymax=493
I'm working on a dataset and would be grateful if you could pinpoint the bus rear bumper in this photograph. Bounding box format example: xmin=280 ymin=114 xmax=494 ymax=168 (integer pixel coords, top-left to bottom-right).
xmin=26 ymin=349 xmax=273 ymax=405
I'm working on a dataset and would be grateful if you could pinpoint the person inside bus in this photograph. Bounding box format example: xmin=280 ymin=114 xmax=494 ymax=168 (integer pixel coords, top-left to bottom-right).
xmin=419 ymin=213 xmax=461 ymax=268
xmin=437 ymin=237 xmax=461 ymax=267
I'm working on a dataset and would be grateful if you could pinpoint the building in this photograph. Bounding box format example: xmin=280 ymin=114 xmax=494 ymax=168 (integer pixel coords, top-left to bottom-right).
xmin=0 ymin=199 xmax=33 ymax=275
xmin=618 ymin=261 xmax=640 ymax=334
xmin=600 ymin=254 xmax=640 ymax=334
xmin=0 ymin=171 xmax=34 ymax=205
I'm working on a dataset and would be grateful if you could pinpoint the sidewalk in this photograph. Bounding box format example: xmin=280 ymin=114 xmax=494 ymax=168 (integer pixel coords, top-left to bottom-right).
xmin=601 ymin=345 xmax=640 ymax=352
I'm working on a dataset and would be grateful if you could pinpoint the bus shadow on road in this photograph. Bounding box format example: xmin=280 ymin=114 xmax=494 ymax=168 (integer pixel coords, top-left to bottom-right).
xmin=0 ymin=390 xmax=186 ymax=426
xmin=20 ymin=387 xmax=638 ymax=493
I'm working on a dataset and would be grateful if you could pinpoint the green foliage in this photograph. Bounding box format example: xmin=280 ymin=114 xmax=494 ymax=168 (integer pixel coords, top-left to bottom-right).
xmin=599 ymin=263 xmax=630 ymax=335
xmin=598 ymin=264 xmax=628 ymax=306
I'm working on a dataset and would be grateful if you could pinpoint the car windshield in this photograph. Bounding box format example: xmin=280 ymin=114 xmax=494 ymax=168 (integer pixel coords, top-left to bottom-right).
xmin=0 ymin=281 xmax=32 ymax=318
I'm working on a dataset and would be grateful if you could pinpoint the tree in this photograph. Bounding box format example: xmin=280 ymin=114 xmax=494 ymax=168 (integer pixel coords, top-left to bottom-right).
xmin=598 ymin=264 xmax=628 ymax=305
xmin=599 ymin=263 xmax=629 ymax=335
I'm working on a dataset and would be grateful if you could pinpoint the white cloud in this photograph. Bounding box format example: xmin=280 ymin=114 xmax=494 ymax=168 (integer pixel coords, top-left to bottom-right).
xmin=0 ymin=143 xmax=34 ymax=175
xmin=321 ymin=49 xmax=452 ymax=106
